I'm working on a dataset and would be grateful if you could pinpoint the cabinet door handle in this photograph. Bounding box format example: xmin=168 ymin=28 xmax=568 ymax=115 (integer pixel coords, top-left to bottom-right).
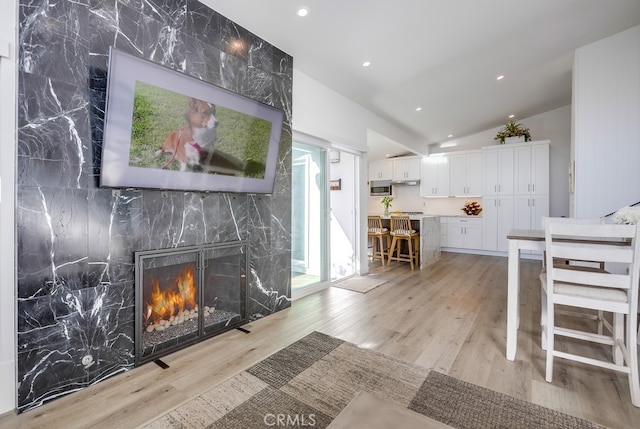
xmin=532 ymin=183 xmax=535 ymax=193
xmin=494 ymin=185 xmax=497 ymax=192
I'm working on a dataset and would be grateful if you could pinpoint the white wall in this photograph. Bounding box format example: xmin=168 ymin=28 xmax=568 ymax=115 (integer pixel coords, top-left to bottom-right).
xmin=292 ymin=70 xmax=419 ymax=153
xmin=329 ymin=151 xmax=357 ymax=279
xmin=572 ymin=25 xmax=640 ymax=218
xmin=428 ymin=105 xmax=572 ymax=217
xmin=0 ymin=1 xmax=17 ymax=414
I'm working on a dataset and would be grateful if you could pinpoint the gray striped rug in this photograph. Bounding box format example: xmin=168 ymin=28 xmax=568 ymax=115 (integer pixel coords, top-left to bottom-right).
xmin=141 ymin=331 xmax=605 ymax=429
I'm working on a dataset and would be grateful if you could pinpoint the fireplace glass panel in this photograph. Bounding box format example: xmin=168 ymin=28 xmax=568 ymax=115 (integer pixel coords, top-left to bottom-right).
xmin=202 ymin=245 xmax=247 ymax=336
xmin=139 ymin=251 xmax=200 ymax=362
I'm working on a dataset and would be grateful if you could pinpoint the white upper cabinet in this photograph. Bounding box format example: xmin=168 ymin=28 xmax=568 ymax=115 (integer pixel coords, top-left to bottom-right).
xmin=483 ymin=146 xmax=514 ymax=196
xmin=392 ymin=157 xmax=421 ymax=181
xmin=420 ymin=155 xmax=450 ymax=196
xmin=514 ymin=142 xmax=549 ymax=196
xmin=369 ymin=159 xmax=393 ymax=181
xmin=450 ymin=151 xmax=484 ymax=196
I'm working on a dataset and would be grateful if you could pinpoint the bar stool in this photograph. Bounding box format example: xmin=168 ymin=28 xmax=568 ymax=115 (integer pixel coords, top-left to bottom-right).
xmin=367 ymin=215 xmax=391 ymax=265
xmin=388 ymin=216 xmax=419 ymax=270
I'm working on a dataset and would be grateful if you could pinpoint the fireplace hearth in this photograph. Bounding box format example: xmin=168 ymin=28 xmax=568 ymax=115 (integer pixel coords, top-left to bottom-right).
xmin=134 ymin=241 xmax=248 ymax=365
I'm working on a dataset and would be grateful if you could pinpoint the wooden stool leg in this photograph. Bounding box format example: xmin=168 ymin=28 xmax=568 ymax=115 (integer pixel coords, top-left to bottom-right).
xmin=408 ymin=236 xmax=414 ymax=270
xmin=388 ymin=236 xmax=397 ymax=265
xmin=378 ymin=235 xmax=385 ymax=266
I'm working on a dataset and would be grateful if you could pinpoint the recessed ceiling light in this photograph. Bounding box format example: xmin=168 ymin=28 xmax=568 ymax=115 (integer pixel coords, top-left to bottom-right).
xmin=440 ymin=142 xmax=458 ymax=148
xmin=509 ymin=114 xmax=515 ymax=118
xmin=385 ymin=153 xmax=391 ymax=157
xmin=448 ymin=134 xmax=453 ymax=138
xmin=362 ymin=61 xmax=371 ymax=67
xmin=415 ymin=107 xmax=422 ymax=111
xmin=297 ymin=7 xmax=309 ymax=17
xmin=496 ymin=75 xmax=505 ymax=80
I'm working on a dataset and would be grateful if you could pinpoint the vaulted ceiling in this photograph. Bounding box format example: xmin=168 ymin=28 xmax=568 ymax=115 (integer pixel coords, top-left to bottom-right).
xmin=204 ymin=1 xmax=640 ymax=160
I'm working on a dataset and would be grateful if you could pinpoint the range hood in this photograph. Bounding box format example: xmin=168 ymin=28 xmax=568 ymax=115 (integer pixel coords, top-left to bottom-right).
xmin=391 ymin=179 xmax=420 ymax=186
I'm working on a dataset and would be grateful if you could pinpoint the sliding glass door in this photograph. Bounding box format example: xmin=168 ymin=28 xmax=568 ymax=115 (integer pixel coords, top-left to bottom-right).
xmin=291 ymin=142 xmax=328 ymax=290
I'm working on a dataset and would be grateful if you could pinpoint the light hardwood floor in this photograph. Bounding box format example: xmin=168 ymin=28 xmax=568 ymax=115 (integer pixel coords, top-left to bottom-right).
xmin=1 ymin=252 xmax=639 ymax=428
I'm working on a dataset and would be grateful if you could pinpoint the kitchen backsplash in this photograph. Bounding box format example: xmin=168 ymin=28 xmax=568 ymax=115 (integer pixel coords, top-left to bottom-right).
xmin=368 ymin=186 xmax=483 ymax=216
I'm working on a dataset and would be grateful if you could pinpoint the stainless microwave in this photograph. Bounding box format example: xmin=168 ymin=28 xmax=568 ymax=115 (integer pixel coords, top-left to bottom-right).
xmin=370 ymin=180 xmax=392 ymax=196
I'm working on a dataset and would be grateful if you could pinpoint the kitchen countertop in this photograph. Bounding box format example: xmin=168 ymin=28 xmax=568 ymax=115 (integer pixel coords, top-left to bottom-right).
xmin=372 ymin=213 xmax=481 ymax=219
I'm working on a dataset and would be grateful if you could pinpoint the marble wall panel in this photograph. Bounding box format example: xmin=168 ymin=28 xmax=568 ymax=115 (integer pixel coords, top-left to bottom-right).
xmin=17 ymin=0 xmax=292 ymax=412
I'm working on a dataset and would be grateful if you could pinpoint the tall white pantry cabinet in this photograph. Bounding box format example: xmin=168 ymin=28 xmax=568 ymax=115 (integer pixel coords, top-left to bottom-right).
xmin=482 ymin=141 xmax=550 ymax=252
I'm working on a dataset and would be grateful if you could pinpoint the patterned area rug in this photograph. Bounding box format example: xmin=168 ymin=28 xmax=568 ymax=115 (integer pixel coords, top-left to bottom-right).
xmin=140 ymin=332 xmax=605 ymax=429
xmin=332 ymin=275 xmax=388 ymax=293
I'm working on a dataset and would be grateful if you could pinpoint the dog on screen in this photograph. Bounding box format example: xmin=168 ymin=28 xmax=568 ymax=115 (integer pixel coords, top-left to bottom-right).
xmin=155 ymin=97 xmax=218 ymax=171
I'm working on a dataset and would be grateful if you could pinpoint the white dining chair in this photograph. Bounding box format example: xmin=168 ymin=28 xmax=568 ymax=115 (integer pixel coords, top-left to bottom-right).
xmin=540 ymin=219 xmax=640 ymax=407
xmin=540 ymin=217 xmax=607 ymax=348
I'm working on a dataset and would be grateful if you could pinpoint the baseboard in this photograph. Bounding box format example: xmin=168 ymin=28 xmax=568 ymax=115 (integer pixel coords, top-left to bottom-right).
xmin=441 ymin=247 xmax=542 ymax=260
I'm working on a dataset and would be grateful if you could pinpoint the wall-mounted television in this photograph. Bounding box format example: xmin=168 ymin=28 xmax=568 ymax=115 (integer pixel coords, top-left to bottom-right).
xmin=100 ymin=48 xmax=284 ymax=194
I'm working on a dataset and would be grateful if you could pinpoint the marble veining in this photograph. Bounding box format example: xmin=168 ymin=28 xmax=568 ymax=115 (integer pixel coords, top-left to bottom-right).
xmin=16 ymin=0 xmax=292 ymax=413
xmin=419 ymin=216 xmax=441 ymax=268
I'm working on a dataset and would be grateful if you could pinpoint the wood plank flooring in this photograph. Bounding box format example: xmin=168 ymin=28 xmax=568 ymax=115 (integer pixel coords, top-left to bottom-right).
xmin=1 ymin=252 xmax=639 ymax=428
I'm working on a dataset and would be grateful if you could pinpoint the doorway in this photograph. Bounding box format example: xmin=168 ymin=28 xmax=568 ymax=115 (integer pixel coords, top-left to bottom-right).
xmin=291 ymin=136 xmax=359 ymax=297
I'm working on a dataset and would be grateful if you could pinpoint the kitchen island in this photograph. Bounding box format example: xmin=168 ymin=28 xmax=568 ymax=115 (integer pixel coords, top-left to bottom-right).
xmin=376 ymin=214 xmax=441 ymax=269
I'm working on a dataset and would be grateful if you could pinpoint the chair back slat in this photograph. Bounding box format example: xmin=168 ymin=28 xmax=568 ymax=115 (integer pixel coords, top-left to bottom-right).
xmin=552 ymin=242 xmax=634 ymax=264
xmin=553 ymin=269 xmax=630 ymax=289
xmin=368 ymin=215 xmax=384 ymax=233
xmin=390 ymin=216 xmax=413 ymax=235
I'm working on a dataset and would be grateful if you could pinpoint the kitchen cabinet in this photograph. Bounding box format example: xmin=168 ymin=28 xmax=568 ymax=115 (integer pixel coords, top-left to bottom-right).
xmin=482 ymin=195 xmax=514 ymax=252
xmin=482 ymin=141 xmax=549 ymax=252
xmin=442 ymin=217 xmax=482 ymax=249
xmin=369 ymin=159 xmax=393 ymax=181
xmin=514 ymin=195 xmax=549 ymax=230
xmin=513 ymin=141 xmax=549 ymax=231
xmin=483 ymin=146 xmax=514 ymax=195
xmin=420 ymin=155 xmax=450 ymax=196
xmin=514 ymin=142 xmax=549 ymax=196
xmin=392 ymin=157 xmax=421 ymax=181
xmin=449 ymin=151 xmax=484 ymax=196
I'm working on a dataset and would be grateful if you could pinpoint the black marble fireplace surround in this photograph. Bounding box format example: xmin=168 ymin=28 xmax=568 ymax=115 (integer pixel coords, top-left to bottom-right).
xmin=16 ymin=0 xmax=292 ymax=412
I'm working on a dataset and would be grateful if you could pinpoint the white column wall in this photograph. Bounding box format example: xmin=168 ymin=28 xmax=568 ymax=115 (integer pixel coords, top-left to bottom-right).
xmin=572 ymin=25 xmax=640 ymax=218
xmin=0 ymin=0 xmax=17 ymax=414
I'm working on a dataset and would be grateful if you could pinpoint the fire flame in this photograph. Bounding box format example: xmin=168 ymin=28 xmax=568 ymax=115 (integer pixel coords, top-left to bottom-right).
xmin=145 ymin=264 xmax=197 ymax=325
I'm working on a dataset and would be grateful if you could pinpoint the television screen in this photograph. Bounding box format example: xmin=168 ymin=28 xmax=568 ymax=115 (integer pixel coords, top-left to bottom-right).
xmin=100 ymin=48 xmax=284 ymax=194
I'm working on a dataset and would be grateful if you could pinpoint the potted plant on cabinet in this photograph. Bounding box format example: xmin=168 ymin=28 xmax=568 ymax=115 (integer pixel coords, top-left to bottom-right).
xmin=495 ymin=120 xmax=532 ymax=144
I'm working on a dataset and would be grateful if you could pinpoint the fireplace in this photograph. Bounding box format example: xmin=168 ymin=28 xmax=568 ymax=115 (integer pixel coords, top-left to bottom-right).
xmin=134 ymin=241 xmax=248 ymax=365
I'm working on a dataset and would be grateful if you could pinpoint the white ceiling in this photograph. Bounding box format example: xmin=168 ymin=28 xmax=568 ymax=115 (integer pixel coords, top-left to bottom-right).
xmin=203 ymin=1 xmax=640 ymax=161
